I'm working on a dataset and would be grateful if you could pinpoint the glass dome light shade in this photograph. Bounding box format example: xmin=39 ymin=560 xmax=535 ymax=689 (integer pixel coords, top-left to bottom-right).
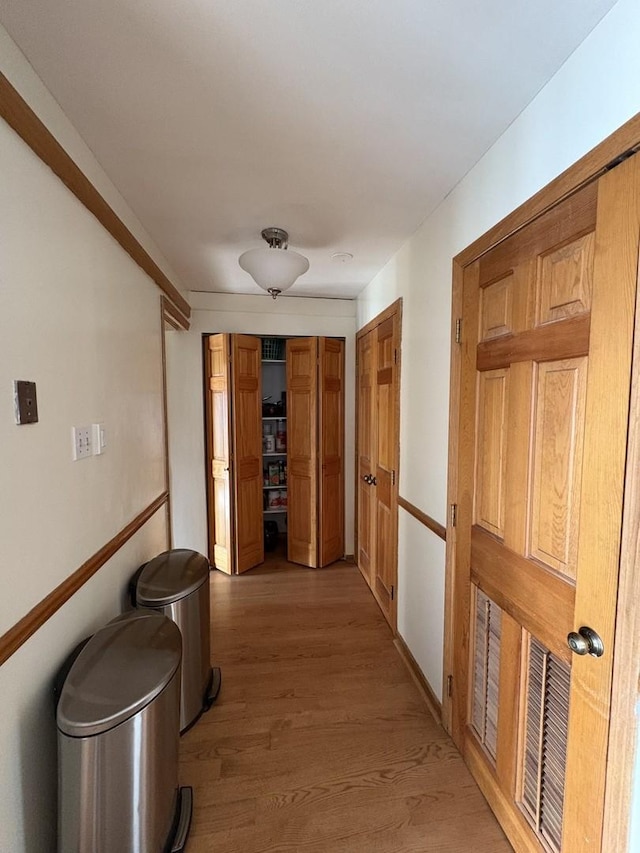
xmin=238 ymin=246 xmax=309 ymax=293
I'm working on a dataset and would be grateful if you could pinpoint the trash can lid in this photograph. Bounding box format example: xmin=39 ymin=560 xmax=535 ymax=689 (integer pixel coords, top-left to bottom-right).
xmin=136 ymin=549 xmax=210 ymax=607
xmin=57 ymin=612 xmax=181 ymax=737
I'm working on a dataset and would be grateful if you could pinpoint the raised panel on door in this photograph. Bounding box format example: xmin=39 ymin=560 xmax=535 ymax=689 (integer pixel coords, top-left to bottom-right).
xmin=374 ymin=315 xmax=399 ymax=625
xmin=318 ymin=337 xmax=345 ymax=567
xmin=452 ymin=156 xmax=640 ymax=852
xmin=287 ymin=337 xmax=318 ymax=567
xmin=357 ymin=330 xmax=376 ymax=583
xmin=206 ymin=333 xmax=233 ymax=574
xmin=232 ymin=334 xmax=263 ymax=574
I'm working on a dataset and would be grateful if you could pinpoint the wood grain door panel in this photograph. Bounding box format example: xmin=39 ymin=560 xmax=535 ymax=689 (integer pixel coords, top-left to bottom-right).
xmin=318 ymin=337 xmax=345 ymax=567
xmin=287 ymin=338 xmax=318 ymax=567
xmin=452 ymin=154 xmax=640 ymax=851
xmin=373 ymin=316 xmax=399 ymax=623
xmin=232 ymin=335 xmax=263 ymax=573
xmin=357 ymin=330 xmax=376 ymax=582
xmin=356 ymin=306 xmax=401 ymax=630
xmin=206 ymin=333 xmax=233 ymax=574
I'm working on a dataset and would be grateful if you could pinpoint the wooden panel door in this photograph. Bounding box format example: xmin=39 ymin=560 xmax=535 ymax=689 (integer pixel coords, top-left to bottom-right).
xmin=287 ymin=337 xmax=318 ymax=567
xmin=451 ymin=154 xmax=640 ymax=852
xmin=206 ymin=333 xmax=234 ymax=574
xmin=232 ymin=334 xmax=264 ymax=573
xmin=373 ymin=316 xmax=399 ymax=624
xmin=357 ymin=330 xmax=376 ymax=583
xmin=318 ymin=337 xmax=345 ymax=567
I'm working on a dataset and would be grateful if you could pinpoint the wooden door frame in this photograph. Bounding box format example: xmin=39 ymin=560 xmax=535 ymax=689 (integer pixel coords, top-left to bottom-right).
xmin=355 ymin=298 xmax=403 ymax=630
xmin=443 ymin=113 xmax=640 ymax=849
xmin=203 ymin=333 xmax=232 ymax=569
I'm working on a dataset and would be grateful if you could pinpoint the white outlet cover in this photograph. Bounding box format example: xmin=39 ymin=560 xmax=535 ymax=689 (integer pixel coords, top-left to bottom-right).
xmin=72 ymin=425 xmax=92 ymax=460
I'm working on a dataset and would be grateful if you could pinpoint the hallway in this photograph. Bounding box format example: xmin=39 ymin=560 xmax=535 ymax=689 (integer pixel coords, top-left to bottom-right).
xmin=179 ymin=558 xmax=511 ymax=852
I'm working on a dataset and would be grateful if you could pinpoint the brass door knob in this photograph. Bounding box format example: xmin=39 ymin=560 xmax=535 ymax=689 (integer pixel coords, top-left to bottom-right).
xmin=567 ymin=626 xmax=604 ymax=657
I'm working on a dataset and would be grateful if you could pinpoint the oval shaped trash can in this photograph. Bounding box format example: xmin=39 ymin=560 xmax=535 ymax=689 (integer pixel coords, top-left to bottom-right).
xmin=132 ymin=549 xmax=221 ymax=733
xmin=56 ymin=610 xmax=192 ymax=853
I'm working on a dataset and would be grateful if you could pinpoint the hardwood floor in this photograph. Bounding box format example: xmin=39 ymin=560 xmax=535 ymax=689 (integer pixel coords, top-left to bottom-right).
xmin=180 ymin=554 xmax=511 ymax=852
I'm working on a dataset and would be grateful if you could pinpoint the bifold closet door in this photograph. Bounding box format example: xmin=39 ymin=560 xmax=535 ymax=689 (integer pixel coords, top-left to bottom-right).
xmin=206 ymin=333 xmax=263 ymax=575
xmin=206 ymin=334 xmax=233 ymax=574
xmin=286 ymin=337 xmax=344 ymax=568
xmin=318 ymin=337 xmax=345 ymax=567
xmin=286 ymin=337 xmax=319 ymax=567
xmin=231 ymin=335 xmax=264 ymax=573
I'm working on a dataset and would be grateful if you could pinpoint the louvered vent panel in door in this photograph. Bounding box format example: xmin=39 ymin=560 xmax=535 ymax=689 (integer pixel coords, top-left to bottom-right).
xmin=471 ymin=587 xmax=501 ymax=761
xmin=520 ymin=635 xmax=571 ymax=853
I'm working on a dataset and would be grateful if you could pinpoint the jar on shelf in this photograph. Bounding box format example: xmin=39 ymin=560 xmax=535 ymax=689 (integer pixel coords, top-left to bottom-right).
xmin=268 ymin=463 xmax=279 ymax=485
xmin=275 ymin=424 xmax=286 ymax=452
xmin=267 ymin=490 xmax=280 ymax=509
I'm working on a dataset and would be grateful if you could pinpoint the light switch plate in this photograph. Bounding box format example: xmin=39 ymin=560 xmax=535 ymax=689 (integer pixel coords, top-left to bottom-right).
xmin=14 ymin=380 xmax=39 ymax=424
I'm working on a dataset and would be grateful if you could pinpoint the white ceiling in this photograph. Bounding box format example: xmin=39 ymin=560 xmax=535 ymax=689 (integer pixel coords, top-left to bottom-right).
xmin=0 ymin=0 xmax=617 ymax=299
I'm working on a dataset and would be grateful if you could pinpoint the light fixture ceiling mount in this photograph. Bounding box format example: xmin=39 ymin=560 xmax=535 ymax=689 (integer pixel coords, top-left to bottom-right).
xmin=239 ymin=227 xmax=309 ymax=299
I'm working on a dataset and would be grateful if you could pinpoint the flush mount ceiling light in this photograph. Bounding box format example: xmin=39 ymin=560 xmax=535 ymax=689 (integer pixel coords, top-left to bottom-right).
xmin=238 ymin=227 xmax=309 ymax=299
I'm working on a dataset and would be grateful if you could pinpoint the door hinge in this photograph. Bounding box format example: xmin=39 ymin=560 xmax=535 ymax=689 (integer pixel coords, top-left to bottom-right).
xmin=449 ymin=503 xmax=457 ymax=528
xmin=392 ymin=470 xmax=396 ymax=486
xmin=394 ymin=348 xmax=398 ymax=364
xmin=447 ymin=674 xmax=453 ymax=698
xmin=455 ymin=318 xmax=462 ymax=344
xmin=391 ymin=585 xmax=395 ymax=601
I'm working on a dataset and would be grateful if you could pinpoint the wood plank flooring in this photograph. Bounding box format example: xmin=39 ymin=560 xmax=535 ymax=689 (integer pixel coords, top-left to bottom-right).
xmin=180 ymin=555 xmax=511 ymax=852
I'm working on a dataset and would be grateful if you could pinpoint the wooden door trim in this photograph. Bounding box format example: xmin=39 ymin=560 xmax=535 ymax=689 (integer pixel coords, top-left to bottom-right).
xmin=162 ymin=296 xmax=190 ymax=331
xmin=398 ymin=496 xmax=446 ymax=542
xmin=454 ymin=112 xmax=640 ymax=268
xmin=0 ymin=72 xmax=191 ymax=322
xmin=356 ymin=298 xmax=403 ymax=341
xmin=601 ymin=228 xmax=640 ymax=849
xmin=444 ymin=115 xmax=640 ymax=848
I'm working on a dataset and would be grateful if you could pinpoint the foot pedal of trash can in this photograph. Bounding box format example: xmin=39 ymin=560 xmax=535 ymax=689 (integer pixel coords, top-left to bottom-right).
xmin=204 ymin=666 xmax=222 ymax=711
xmin=170 ymin=786 xmax=193 ymax=853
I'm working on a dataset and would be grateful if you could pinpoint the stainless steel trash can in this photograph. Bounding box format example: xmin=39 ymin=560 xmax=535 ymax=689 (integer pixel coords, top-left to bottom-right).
xmin=132 ymin=549 xmax=221 ymax=733
xmin=56 ymin=610 xmax=192 ymax=853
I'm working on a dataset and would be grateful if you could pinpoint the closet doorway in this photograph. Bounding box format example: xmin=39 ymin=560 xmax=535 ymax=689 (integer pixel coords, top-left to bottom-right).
xmin=204 ymin=334 xmax=345 ymax=574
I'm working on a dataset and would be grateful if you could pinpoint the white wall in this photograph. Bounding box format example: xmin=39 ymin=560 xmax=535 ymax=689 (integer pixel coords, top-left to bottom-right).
xmin=0 ymin=25 xmax=178 ymax=851
xmin=167 ymin=292 xmax=357 ymax=557
xmin=356 ymin=0 xmax=640 ymax=841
